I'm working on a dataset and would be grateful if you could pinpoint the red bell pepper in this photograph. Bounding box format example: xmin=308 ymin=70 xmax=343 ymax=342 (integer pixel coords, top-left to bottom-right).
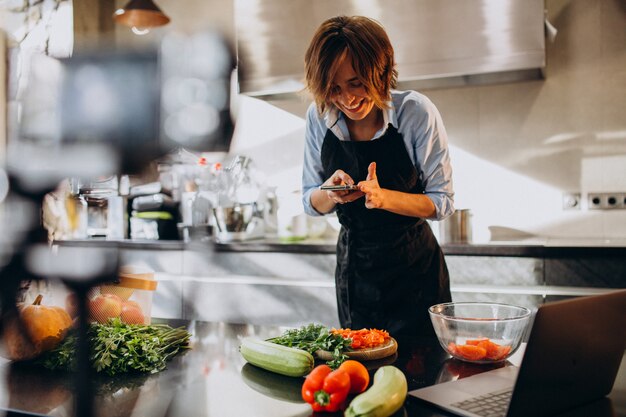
xmin=301 ymin=364 xmax=351 ymax=412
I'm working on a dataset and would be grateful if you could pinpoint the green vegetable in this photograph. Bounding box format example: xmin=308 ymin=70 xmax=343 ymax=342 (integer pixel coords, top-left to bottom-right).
xmin=240 ymin=362 xmax=305 ymax=403
xmin=37 ymin=318 xmax=191 ymax=376
xmin=344 ymin=365 xmax=408 ymax=417
xmin=239 ymin=337 xmax=315 ymax=377
xmin=134 ymin=211 xmax=173 ymax=220
xmin=267 ymin=323 xmax=352 ymax=369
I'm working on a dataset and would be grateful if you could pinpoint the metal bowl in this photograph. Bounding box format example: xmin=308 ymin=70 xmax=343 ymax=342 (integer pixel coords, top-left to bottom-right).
xmin=212 ymin=204 xmax=256 ymax=233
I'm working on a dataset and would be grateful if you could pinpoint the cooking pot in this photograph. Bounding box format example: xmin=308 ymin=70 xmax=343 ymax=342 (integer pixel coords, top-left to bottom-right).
xmin=438 ymin=209 xmax=472 ymax=244
xmin=213 ymin=203 xmax=256 ymax=233
xmin=212 ymin=203 xmax=264 ymax=242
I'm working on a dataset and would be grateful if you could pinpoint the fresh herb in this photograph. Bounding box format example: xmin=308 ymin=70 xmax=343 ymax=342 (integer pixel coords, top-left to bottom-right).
xmin=268 ymin=323 xmax=352 ymax=369
xmin=37 ymin=318 xmax=191 ymax=376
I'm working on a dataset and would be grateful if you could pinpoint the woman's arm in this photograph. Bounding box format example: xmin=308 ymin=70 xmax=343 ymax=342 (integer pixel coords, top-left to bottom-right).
xmin=302 ymin=104 xmax=364 ymax=215
xmin=302 ymin=104 xmax=331 ymax=216
xmin=358 ymin=162 xmax=437 ymax=218
xmin=400 ymin=93 xmax=454 ymax=220
xmin=358 ymin=92 xmax=454 ymax=220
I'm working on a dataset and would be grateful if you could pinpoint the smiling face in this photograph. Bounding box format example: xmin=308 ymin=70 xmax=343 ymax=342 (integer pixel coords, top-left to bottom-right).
xmin=304 ymin=16 xmax=398 ymax=115
xmin=330 ymin=54 xmax=377 ymax=123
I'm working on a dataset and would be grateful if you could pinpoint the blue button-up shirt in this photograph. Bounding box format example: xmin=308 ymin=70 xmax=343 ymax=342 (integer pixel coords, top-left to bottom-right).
xmin=302 ymin=90 xmax=454 ymax=220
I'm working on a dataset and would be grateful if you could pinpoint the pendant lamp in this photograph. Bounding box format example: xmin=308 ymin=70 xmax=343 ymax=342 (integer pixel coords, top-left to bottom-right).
xmin=113 ymin=0 xmax=170 ymax=35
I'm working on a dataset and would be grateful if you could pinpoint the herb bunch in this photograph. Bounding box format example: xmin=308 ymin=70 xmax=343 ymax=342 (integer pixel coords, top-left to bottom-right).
xmin=268 ymin=323 xmax=352 ymax=369
xmin=38 ymin=318 xmax=191 ymax=376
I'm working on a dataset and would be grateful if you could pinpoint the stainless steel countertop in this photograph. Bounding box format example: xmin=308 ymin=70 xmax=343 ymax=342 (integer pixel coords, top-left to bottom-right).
xmin=1 ymin=319 xmax=624 ymax=417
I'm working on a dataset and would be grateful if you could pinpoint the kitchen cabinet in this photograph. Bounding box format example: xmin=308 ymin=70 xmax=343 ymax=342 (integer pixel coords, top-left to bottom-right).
xmin=1 ymin=319 xmax=624 ymax=417
xmin=54 ymin=239 xmax=626 ymax=327
xmin=441 ymin=243 xmax=626 ymax=306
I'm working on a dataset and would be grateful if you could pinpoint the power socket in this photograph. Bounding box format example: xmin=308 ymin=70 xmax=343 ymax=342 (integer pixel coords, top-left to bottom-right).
xmin=588 ymin=193 xmax=603 ymax=210
xmin=587 ymin=193 xmax=625 ymax=210
xmin=562 ymin=193 xmax=581 ymax=210
xmin=607 ymin=193 xmax=625 ymax=209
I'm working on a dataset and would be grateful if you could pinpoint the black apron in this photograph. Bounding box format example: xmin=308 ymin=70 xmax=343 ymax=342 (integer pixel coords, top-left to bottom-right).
xmin=321 ymin=124 xmax=451 ymax=343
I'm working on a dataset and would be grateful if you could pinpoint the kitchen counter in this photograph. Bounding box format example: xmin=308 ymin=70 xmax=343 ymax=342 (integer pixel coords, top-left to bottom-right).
xmin=1 ymin=319 xmax=624 ymax=417
xmin=56 ymin=236 xmax=626 ymax=257
xmin=50 ymin=238 xmax=626 ymax=326
xmin=46 ymin=233 xmax=625 ymax=329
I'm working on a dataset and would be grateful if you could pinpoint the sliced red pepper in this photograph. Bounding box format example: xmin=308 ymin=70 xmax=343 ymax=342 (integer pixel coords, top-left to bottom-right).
xmin=466 ymin=338 xmax=512 ymax=361
xmin=455 ymin=344 xmax=487 ymax=361
xmin=301 ymin=364 xmax=351 ymax=412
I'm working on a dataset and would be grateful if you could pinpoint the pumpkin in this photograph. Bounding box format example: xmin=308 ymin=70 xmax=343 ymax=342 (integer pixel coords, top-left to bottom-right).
xmin=1 ymin=294 xmax=72 ymax=361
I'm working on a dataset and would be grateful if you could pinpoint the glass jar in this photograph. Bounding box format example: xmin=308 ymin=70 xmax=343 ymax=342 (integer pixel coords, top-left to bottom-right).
xmin=79 ymin=176 xmax=119 ymax=238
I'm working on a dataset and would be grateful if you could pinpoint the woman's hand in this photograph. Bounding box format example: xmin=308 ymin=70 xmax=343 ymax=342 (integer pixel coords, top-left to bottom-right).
xmin=358 ymin=162 xmax=438 ymax=218
xmin=322 ymin=170 xmax=364 ymax=205
xmin=358 ymin=162 xmax=386 ymax=209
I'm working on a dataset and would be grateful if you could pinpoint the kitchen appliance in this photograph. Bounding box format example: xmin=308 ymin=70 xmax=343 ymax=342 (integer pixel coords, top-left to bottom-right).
xmin=212 ymin=203 xmax=264 ymax=242
xmin=209 ymin=155 xmax=273 ymax=242
xmin=77 ymin=176 xmax=121 ymax=239
xmin=128 ymin=191 xmax=181 ymax=240
xmin=439 ymin=209 xmax=472 ymax=244
xmin=81 ymin=188 xmax=118 ymax=238
xmin=236 ymin=0 xmax=546 ymax=97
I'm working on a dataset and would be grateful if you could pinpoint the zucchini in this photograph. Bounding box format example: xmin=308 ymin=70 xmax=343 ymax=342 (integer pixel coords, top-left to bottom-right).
xmin=344 ymin=365 xmax=408 ymax=417
xmin=239 ymin=337 xmax=315 ymax=377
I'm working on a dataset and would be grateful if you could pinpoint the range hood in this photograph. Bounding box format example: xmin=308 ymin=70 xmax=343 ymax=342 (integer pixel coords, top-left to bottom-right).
xmin=235 ymin=0 xmax=546 ymax=97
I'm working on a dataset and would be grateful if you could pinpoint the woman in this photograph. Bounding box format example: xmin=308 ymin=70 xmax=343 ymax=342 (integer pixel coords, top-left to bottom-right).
xmin=301 ymin=16 xmax=454 ymax=343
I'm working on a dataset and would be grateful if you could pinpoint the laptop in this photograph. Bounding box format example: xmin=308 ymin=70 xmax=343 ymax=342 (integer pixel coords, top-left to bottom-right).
xmin=409 ymin=290 xmax=626 ymax=417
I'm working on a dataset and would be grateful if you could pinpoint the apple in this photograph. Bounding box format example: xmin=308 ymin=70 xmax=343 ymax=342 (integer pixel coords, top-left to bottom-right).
xmin=89 ymin=294 xmax=123 ymax=324
xmin=123 ymin=300 xmax=141 ymax=310
xmin=120 ymin=303 xmax=145 ymax=325
xmin=99 ymin=285 xmax=134 ymax=301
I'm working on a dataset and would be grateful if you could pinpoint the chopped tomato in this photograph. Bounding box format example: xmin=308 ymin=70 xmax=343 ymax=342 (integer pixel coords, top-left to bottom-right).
xmin=490 ymin=345 xmax=512 ymax=361
xmin=474 ymin=339 xmax=502 ymax=360
xmin=330 ymin=328 xmax=390 ymax=349
xmin=455 ymin=344 xmax=487 ymax=361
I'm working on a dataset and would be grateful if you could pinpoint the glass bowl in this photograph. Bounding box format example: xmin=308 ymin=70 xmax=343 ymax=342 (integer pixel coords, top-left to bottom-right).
xmin=429 ymin=302 xmax=531 ymax=364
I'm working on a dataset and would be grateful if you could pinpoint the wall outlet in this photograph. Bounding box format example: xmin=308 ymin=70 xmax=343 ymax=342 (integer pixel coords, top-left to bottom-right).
xmin=587 ymin=193 xmax=625 ymax=210
xmin=562 ymin=193 xmax=581 ymax=210
xmin=606 ymin=193 xmax=625 ymax=209
xmin=588 ymin=193 xmax=603 ymax=210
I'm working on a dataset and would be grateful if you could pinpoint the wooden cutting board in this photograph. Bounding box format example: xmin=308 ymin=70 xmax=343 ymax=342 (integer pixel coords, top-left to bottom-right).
xmin=315 ymin=338 xmax=398 ymax=361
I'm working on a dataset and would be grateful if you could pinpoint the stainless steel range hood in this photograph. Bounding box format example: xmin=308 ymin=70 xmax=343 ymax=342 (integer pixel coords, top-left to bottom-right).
xmin=236 ymin=0 xmax=546 ymax=97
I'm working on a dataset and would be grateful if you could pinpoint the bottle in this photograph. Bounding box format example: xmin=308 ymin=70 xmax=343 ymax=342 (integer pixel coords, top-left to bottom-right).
xmin=65 ymin=178 xmax=88 ymax=239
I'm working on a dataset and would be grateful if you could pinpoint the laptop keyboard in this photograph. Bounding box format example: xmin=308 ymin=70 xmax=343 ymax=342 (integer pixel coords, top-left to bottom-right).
xmin=451 ymin=388 xmax=513 ymax=417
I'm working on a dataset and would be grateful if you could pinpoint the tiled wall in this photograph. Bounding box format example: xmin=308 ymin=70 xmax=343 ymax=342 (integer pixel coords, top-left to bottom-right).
xmin=424 ymin=0 xmax=626 ymax=241
xmin=260 ymin=0 xmax=626 ymax=242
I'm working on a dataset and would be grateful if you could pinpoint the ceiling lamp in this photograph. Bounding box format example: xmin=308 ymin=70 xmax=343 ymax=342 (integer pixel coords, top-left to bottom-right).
xmin=113 ymin=0 xmax=170 ymax=35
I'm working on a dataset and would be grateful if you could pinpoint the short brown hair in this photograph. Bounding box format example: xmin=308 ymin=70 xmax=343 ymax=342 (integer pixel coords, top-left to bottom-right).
xmin=304 ymin=16 xmax=398 ymax=114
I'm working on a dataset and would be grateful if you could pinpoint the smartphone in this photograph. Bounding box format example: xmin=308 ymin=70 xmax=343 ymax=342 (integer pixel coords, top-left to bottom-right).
xmin=319 ymin=184 xmax=358 ymax=191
